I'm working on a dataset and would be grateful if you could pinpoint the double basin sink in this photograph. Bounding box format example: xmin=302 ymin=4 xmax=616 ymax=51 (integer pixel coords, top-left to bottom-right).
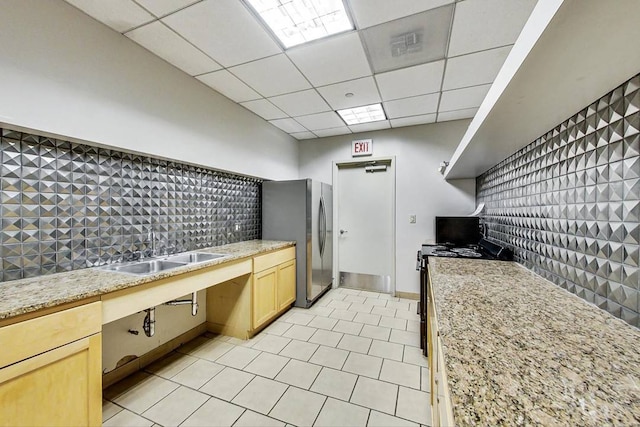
xmin=100 ymin=252 xmax=229 ymax=276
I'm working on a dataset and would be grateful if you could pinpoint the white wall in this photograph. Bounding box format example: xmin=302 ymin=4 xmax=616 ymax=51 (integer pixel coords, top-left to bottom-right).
xmin=299 ymin=121 xmax=476 ymax=294
xmin=0 ymin=0 xmax=298 ymax=180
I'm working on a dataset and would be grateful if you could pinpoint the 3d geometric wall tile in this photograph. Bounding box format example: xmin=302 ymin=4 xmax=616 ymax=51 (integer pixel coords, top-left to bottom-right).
xmin=477 ymin=72 xmax=640 ymax=328
xmin=0 ymin=128 xmax=262 ymax=282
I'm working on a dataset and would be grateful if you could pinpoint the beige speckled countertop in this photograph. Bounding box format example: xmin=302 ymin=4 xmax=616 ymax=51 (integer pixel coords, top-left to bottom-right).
xmin=429 ymin=258 xmax=640 ymax=426
xmin=0 ymin=240 xmax=294 ymax=321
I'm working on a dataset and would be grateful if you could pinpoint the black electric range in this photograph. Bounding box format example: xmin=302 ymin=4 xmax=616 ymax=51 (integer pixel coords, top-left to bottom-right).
xmin=417 ymin=238 xmax=513 ymax=356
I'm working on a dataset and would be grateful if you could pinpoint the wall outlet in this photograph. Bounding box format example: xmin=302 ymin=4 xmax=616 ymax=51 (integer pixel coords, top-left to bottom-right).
xmin=234 ymin=223 xmax=241 ymax=232
xmin=409 ymin=215 xmax=416 ymax=224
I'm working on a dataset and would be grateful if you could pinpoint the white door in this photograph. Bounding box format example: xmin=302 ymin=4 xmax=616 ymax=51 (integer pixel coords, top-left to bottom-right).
xmin=335 ymin=159 xmax=395 ymax=293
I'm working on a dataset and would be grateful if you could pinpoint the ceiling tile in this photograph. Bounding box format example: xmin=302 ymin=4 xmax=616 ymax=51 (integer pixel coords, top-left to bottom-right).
xmin=229 ymin=54 xmax=311 ymax=97
xmin=349 ymin=120 xmax=391 ymax=133
xmin=439 ymin=84 xmax=491 ymax=111
xmin=314 ymin=127 xmax=352 ymax=138
xmin=390 ymin=113 xmax=437 ymax=128
xmin=383 ymin=93 xmax=440 ymax=119
xmin=448 ymin=0 xmax=538 ymax=56
xmin=360 ymin=5 xmax=453 ymax=74
xmin=287 ymin=32 xmax=371 ymax=87
xmin=197 ymin=70 xmax=261 ymax=102
xmin=268 ymin=90 xmax=331 ymax=117
xmin=269 ymin=118 xmax=307 ymax=133
xmin=162 ymin=0 xmax=282 ymax=67
xmin=437 ymin=108 xmax=478 ymax=122
xmin=294 ymin=112 xmax=345 ymax=131
xmin=290 ymin=132 xmax=317 ymax=140
xmin=65 ymin=0 xmax=154 ymax=32
xmin=135 ymin=0 xmax=198 ymax=17
xmin=240 ymin=99 xmax=288 ymax=120
xmin=317 ymin=77 xmax=381 ymax=110
xmin=349 ymin=0 xmax=454 ymax=29
xmin=125 ymin=21 xmax=221 ymax=76
xmin=442 ymin=46 xmax=511 ymax=90
xmin=375 ymin=60 xmax=444 ymax=101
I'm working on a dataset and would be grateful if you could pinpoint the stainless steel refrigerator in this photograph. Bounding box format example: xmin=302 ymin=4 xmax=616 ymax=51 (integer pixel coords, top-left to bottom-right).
xmin=262 ymin=179 xmax=333 ymax=308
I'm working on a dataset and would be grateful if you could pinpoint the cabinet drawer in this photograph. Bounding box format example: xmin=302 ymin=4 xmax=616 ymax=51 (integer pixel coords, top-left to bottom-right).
xmin=254 ymin=246 xmax=295 ymax=273
xmin=0 ymin=302 xmax=101 ymax=369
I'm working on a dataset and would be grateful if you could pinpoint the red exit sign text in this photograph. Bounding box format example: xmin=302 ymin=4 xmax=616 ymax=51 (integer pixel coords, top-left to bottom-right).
xmin=351 ymin=139 xmax=373 ymax=157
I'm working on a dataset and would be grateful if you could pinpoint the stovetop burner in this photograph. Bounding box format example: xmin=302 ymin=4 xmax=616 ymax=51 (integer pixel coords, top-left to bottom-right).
xmin=421 ymin=239 xmax=513 ymax=261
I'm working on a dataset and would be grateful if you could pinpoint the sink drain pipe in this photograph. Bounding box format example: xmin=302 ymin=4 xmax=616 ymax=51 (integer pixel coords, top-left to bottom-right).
xmin=165 ymin=292 xmax=198 ymax=316
xmin=143 ymin=308 xmax=155 ymax=337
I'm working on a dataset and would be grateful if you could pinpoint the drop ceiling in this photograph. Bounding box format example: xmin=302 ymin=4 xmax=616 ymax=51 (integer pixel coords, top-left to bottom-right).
xmin=64 ymin=0 xmax=537 ymax=140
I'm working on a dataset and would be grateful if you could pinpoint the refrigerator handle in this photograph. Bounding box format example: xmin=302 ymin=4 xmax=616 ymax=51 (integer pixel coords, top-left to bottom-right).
xmin=319 ymin=195 xmax=326 ymax=256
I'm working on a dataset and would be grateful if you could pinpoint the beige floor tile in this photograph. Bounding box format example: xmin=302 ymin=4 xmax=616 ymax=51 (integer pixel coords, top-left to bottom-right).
xmin=102 ymin=409 xmax=153 ymax=427
xmin=181 ymin=396 xmax=245 ymax=427
xmin=327 ymin=299 xmax=352 ymax=310
xmin=329 ymin=308 xmax=357 ymax=321
xmin=142 ymin=386 xmax=208 ymax=426
xmin=360 ymin=324 xmax=391 ymax=341
xmin=307 ymin=305 xmax=335 ymax=317
xmin=188 ymin=339 xmax=235 ymax=362
xmin=263 ymin=321 xmax=293 ymax=336
xmin=234 ymin=410 xmax=286 ymax=427
xmin=170 ymin=359 xmax=224 ymax=389
xmin=308 ymin=315 xmax=339 ymax=330
xmin=379 ymin=359 xmax=421 ymax=389
xmin=372 ymin=306 xmax=396 ymax=317
xmin=387 ymin=301 xmax=410 ymax=311
xmin=359 ymin=290 xmax=383 ymax=298
xmin=310 ymin=367 xmax=357 ymax=401
xmin=199 ymin=367 xmax=254 ymax=401
xmin=144 ymin=351 xmax=197 ymax=379
xmin=308 ymin=345 xmax=349 ymax=369
xmin=108 ymin=372 xmax=179 ymax=414
xmin=175 ymin=336 xmax=211 ymax=355
xmin=394 ymin=309 xmax=420 ymax=321
xmin=283 ymin=324 xmax=317 ymax=341
xmin=215 ymin=346 xmax=261 ymax=369
xmin=314 ymin=397 xmax=369 ymax=427
xmin=279 ymin=339 xmax=319 ymax=361
xmin=252 ymin=334 xmax=292 ymax=354
xmin=368 ymin=340 xmax=404 ymax=361
xmin=350 ymin=376 xmax=398 ymax=415
xmin=420 ymin=367 xmax=430 ymax=392
xmin=349 ymin=303 xmax=374 ymax=314
xmin=403 ymin=346 xmax=429 ymax=367
xmin=309 ymin=329 xmax=344 ymax=347
xmin=342 ymin=352 xmax=383 ymax=379
xmin=367 ymin=410 xmax=419 ymax=427
xmin=390 ymin=330 xmax=421 ymax=347
xmin=244 ymin=352 xmax=290 ymax=378
xmin=102 ymin=399 xmax=123 ymax=422
xmin=332 ymin=319 xmax=364 ymax=335
xmin=354 ymin=312 xmax=381 ymax=325
xmin=232 ymin=376 xmax=288 ymax=414
xmin=344 ymin=295 xmax=366 ymax=304
xmin=395 ymin=386 xmax=431 ymax=425
xmin=377 ymin=293 xmax=398 ymax=301
xmin=275 ymin=359 xmax=322 ymax=389
xmin=284 ymin=312 xmax=316 ymax=325
xmin=406 ymin=320 xmax=420 ymax=333
xmin=379 ymin=316 xmax=407 ymax=330
xmin=339 ymin=288 xmax=362 ymax=296
xmin=365 ymin=297 xmax=388 ymax=307
xmin=269 ymin=386 xmax=326 ymax=426
xmin=324 ymin=291 xmax=347 ymax=301
xmin=337 ymin=334 xmax=372 ymax=354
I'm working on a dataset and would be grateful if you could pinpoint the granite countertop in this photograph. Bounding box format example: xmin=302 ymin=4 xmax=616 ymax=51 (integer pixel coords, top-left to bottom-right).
xmin=429 ymin=258 xmax=640 ymax=426
xmin=0 ymin=240 xmax=294 ymax=321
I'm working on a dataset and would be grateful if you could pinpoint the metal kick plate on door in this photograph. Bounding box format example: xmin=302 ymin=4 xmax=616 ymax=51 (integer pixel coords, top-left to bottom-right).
xmin=339 ymin=272 xmax=392 ymax=294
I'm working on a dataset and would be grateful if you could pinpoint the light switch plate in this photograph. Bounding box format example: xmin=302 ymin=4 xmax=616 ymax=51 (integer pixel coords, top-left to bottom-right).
xmin=409 ymin=215 xmax=416 ymax=224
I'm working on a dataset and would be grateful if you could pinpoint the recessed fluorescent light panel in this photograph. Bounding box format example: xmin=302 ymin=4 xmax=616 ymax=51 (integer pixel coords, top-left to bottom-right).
xmin=245 ymin=0 xmax=353 ymax=48
xmin=337 ymin=103 xmax=387 ymax=125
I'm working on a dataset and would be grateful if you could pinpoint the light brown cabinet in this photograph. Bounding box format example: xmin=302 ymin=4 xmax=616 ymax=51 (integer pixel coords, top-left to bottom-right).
xmin=0 ymin=302 xmax=102 ymax=427
xmin=277 ymin=259 xmax=296 ymax=311
xmin=252 ymin=247 xmax=296 ymax=330
xmin=253 ymin=266 xmax=279 ymax=328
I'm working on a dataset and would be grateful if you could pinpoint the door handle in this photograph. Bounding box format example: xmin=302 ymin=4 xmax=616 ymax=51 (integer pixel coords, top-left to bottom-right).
xmin=319 ymin=196 xmax=325 ymax=256
xmin=340 ymin=229 xmax=348 ymax=235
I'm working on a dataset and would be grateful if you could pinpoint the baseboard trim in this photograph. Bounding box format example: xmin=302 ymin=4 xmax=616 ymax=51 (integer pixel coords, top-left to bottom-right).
xmin=102 ymin=322 xmax=207 ymax=389
xmin=396 ymin=291 xmax=419 ymax=300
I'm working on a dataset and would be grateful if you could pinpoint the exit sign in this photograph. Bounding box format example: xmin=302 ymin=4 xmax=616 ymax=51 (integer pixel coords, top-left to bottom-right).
xmin=352 ymin=139 xmax=373 ymax=157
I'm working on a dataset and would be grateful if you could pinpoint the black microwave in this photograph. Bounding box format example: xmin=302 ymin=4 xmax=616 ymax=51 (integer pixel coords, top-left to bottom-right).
xmin=435 ymin=216 xmax=481 ymax=246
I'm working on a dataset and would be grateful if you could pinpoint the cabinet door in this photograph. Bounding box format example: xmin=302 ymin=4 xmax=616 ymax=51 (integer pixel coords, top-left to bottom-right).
xmin=0 ymin=333 xmax=102 ymax=427
xmin=277 ymin=259 xmax=296 ymax=311
xmin=253 ymin=266 xmax=278 ymax=329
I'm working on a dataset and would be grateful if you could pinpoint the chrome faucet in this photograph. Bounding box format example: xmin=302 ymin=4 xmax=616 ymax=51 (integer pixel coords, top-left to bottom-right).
xmin=148 ymin=229 xmax=157 ymax=257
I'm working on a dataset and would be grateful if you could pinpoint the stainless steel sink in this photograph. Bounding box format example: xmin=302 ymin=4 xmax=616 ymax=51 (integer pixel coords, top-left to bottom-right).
xmin=164 ymin=252 xmax=228 ymax=264
xmin=99 ymin=251 xmax=229 ymax=276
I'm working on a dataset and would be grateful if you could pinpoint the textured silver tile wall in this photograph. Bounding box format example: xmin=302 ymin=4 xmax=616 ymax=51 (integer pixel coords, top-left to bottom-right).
xmin=477 ymin=73 xmax=640 ymax=329
xmin=0 ymin=129 xmax=262 ymax=282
